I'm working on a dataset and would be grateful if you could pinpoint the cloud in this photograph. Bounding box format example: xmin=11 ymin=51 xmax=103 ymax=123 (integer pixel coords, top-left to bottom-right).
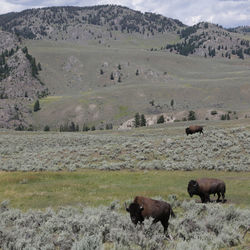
xmin=0 ymin=0 xmax=25 ymax=13
xmin=0 ymin=0 xmax=249 ymax=27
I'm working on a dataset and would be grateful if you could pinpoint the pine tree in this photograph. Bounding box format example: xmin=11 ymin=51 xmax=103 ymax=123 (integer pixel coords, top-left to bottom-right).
xmin=170 ymin=99 xmax=174 ymax=108
xmin=188 ymin=110 xmax=196 ymax=120
xmin=33 ymin=100 xmax=40 ymax=112
xmin=31 ymin=58 xmax=38 ymax=76
xmin=75 ymin=124 xmax=79 ymax=132
xmin=110 ymin=72 xmax=114 ymax=80
xmin=44 ymin=125 xmax=50 ymax=131
xmin=157 ymin=115 xmax=165 ymax=124
xmin=83 ymin=123 xmax=90 ymax=132
xmin=134 ymin=113 xmax=140 ymax=127
xmin=37 ymin=62 xmax=42 ymax=71
xmin=140 ymin=114 xmax=146 ymax=126
xmin=69 ymin=121 xmax=75 ymax=132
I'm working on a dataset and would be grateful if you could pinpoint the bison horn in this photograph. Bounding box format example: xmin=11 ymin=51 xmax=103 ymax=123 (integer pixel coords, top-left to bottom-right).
xmin=140 ymin=204 xmax=144 ymax=211
xmin=124 ymin=202 xmax=129 ymax=212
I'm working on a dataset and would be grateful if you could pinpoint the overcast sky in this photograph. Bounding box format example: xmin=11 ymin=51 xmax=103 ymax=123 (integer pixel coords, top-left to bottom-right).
xmin=0 ymin=0 xmax=249 ymax=28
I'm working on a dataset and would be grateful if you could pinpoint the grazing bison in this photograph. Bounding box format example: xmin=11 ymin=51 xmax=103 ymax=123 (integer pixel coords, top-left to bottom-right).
xmin=187 ymin=178 xmax=226 ymax=203
xmin=125 ymin=196 xmax=175 ymax=234
xmin=186 ymin=125 xmax=203 ymax=135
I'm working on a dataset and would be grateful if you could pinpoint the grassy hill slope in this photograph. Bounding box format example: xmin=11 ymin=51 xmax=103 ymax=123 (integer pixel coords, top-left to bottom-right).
xmin=25 ymin=39 xmax=250 ymax=129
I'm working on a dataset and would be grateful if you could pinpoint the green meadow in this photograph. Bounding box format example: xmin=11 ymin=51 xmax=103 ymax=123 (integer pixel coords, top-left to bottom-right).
xmin=0 ymin=170 xmax=249 ymax=211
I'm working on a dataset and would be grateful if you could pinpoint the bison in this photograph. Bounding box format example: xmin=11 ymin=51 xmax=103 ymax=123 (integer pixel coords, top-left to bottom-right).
xmin=125 ymin=196 xmax=175 ymax=234
xmin=187 ymin=178 xmax=226 ymax=203
xmin=186 ymin=125 xmax=203 ymax=135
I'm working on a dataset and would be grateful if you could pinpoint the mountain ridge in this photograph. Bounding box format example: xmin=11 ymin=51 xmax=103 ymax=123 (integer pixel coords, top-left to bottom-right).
xmin=0 ymin=5 xmax=185 ymax=42
xmin=0 ymin=5 xmax=250 ymax=130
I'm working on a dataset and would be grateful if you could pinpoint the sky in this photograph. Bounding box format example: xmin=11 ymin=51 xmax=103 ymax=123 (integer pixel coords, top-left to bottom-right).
xmin=0 ymin=0 xmax=250 ymax=28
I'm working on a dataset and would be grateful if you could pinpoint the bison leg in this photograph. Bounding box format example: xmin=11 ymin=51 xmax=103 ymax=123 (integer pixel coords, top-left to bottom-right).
xmin=152 ymin=218 xmax=159 ymax=224
xmin=161 ymin=220 xmax=169 ymax=234
xmin=204 ymin=193 xmax=210 ymax=203
xmin=216 ymin=192 xmax=221 ymax=202
xmin=200 ymin=194 xmax=205 ymax=203
xmin=222 ymin=193 xmax=225 ymax=203
xmin=200 ymin=194 xmax=211 ymax=203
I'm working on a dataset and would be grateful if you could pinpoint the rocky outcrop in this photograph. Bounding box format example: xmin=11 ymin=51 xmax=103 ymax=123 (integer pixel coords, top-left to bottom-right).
xmin=0 ymin=31 xmax=48 ymax=129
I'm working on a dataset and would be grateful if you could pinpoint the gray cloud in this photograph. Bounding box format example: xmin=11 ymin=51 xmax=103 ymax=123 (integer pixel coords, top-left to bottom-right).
xmin=0 ymin=0 xmax=249 ymax=27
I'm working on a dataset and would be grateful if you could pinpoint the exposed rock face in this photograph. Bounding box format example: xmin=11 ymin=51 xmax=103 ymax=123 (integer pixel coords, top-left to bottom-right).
xmin=0 ymin=31 xmax=48 ymax=129
xmin=0 ymin=31 xmax=19 ymax=52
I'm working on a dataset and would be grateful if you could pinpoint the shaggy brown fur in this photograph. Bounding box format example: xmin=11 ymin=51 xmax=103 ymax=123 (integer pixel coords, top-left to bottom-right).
xmin=125 ymin=196 xmax=175 ymax=234
xmin=187 ymin=178 xmax=226 ymax=203
xmin=186 ymin=125 xmax=203 ymax=135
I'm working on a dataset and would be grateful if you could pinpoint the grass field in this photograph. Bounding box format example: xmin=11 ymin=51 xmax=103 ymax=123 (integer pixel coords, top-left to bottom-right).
xmin=0 ymin=123 xmax=249 ymax=248
xmin=0 ymin=170 xmax=249 ymax=210
xmin=24 ymin=39 xmax=250 ymax=129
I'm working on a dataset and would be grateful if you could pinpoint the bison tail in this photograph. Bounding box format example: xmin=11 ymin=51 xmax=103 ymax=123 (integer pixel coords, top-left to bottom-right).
xmin=170 ymin=207 xmax=176 ymax=218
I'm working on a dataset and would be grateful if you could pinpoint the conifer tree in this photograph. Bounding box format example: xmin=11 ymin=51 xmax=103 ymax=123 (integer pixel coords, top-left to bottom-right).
xmin=140 ymin=114 xmax=146 ymax=126
xmin=157 ymin=115 xmax=165 ymax=124
xmin=134 ymin=113 xmax=140 ymax=127
xmin=33 ymin=100 xmax=40 ymax=112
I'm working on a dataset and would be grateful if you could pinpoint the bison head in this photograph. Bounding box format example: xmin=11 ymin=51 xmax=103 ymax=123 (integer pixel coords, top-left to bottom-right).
xmin=125 ymin=202 xmax=144 ymax=225
xmin=187 ymin=180 xmax=199 ymax=197
xmin=185 ymin=128 xmax=191 ymax=135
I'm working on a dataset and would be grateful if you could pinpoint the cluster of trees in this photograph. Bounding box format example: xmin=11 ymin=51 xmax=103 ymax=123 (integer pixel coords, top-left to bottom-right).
xmin=166 ymin=33 xmax=205 ymax=56
xmin=244 ymin=48 xmax=250 ymax=55
xmin=14 ymin=27 xmax=36 ymax=39
xmin=0 ymin=49 xmax=15 ymax=81
xmin=166 ymin=40 xmax=196 ymax=56
xmin=180 ymin=25 xmax=198 ymax=39
xmin=208 ymin=46 xmax=216 ymax=57
xmin=0 ymin=5 xmax=183 ymax=40
xmin=59 ymin=122 xmax=80 ymax=132
xmin=220 ymin=111 xmax=236 ymax=120
xmin=22 ymin=47 xmax=42 ymax=77
xmin=15 ymin=124 xmax=34 ymax=131
xmin=232 ymin=48 xmax=244 ymax=59
xmin=59 ymin=122 xmax=113 ymax=132
xmin=134 ymin=113 xmax=146 ymax=127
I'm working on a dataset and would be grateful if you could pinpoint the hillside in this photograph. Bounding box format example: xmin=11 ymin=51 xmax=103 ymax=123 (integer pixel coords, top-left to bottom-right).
xmin=0 ymin=5 xmax=184 ymax=42
xmin=27 ymin=39 xmax=250 ymax=130
xmin=0 ymin=31 xmax=48 ymax=129
xmin=227 ymin=26 xmax=250 ymax=35
xmin=0 ymin=5 xmax=250 ymax=130
xmin=165 ymin=22 xmax=250 ymax=59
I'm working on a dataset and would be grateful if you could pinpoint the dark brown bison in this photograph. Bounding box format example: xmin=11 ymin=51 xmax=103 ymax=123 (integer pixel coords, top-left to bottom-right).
xmin=187 ymin=178 xmax=226 ymax=203
xmin=125 ymin=196 xmax=175 ymax=234
xmin=186 ymin=125 xmax=203 ymax=135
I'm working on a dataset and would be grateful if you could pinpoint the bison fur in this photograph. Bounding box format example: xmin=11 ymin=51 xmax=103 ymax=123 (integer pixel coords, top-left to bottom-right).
xmin=186 ymin=125 xmax=203 ymax=135
xmin=125 ymin=196 xmax=175 ymax=234
xmin=187 ymin=178 xmax=226 ymax=203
